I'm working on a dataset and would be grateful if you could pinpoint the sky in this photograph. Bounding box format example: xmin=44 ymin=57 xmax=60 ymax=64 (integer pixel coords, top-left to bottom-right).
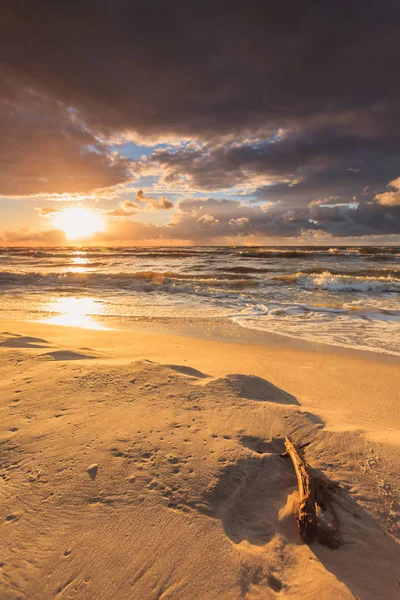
xmin=0 ymin=1 xmax=399 ymax=246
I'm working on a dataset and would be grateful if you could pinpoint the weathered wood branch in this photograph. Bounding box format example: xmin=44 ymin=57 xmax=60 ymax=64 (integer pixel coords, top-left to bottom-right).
xmin=283 ymin=435 xmax=318 ymax=543
xmin=282 ymin=435 xmax=341 ymax=547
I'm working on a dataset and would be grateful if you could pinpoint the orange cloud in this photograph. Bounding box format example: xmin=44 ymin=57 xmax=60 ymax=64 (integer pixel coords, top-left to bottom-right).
xmin=136 ymin=190 xmax=173 ymax=210
xmin=2 ymin=228 xmax=67 ymax=245
xmin=375 ymin=177 xmax=400 ymax=206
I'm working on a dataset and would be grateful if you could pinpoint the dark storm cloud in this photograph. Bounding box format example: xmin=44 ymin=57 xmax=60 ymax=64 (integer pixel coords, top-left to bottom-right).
xmin=309 ymin=200 xmax=400 ymax=237
xmin=0 ymin=81 xmax=133 ymax=196
xmin=147 ymin=126 xmax=400 ymax=193
xmin=0 ymin=0 xmax=400 ymax=237
xmin=2 ymin=1 xmax=400 ymax=139
xmin=249 ymin=164 xmax=399 ymax=208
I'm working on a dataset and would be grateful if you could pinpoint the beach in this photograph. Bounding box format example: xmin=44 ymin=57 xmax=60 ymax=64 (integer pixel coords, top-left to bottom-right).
xmin=2 ymin=1 xmax=400 ymax=597
xmin=1 ymin=319 xmax=399 ymax=599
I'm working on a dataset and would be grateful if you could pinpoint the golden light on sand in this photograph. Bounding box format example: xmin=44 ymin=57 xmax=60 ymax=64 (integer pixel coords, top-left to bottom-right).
xmin=52 ymin=207 xmax=105 ymax=240
xmin=41 ymin=297 xmax=107 ymax=329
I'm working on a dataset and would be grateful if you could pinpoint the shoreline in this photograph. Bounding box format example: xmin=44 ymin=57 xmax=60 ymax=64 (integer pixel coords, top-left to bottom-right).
xmin=109 ymin=315 xmax=400 ymax=362
xmin=4 ymin=312 xmax=400 ymax=362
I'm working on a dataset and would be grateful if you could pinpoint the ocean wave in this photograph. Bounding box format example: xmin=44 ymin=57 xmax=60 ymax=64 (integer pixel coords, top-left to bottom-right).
xmin=297 ymin=267 xmax=400 ymax=278
xmin=238 ymin=246 xmax=400 ymax=259
xmin=217 ymin=266 xmax=273 ymax=274
xmin=2 ymin=245 xmax=398 ymax=261
xmin=0 ymin=269 xmax=255 ymax=291
xmin=273 ymin=271 xmax=400 ymax=292
xmin=234 ymin=300 xmax=400 ymax=355
xmin=260 ymin=301 xmax=399 ymax=322
xmin=0 ymin=250 xmax=204 ymax=260
xmin=356 ymin=246 xmax=400 ymax=255
xmin=0 ymin=247 xmax=230 ymax=260
xmin=239 ymin=249 xmax=318 ymax=258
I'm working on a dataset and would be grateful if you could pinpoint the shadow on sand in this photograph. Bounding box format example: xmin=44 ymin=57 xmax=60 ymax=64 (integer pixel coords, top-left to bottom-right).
xmin=203 ymin=373 xmax=299 ymax=405
xmin=39 ymin=350 xmax=96 ymax=361
xmin=0 ymin=333 xmax=49 ymax=349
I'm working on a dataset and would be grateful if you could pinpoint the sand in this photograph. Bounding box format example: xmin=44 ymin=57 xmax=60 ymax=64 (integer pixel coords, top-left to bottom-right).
xmin=0 ymin=320 xmax=399 ymax=599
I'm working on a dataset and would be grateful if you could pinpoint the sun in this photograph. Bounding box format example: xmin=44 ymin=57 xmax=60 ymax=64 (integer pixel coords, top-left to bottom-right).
xmin=52 ymin=207 xmax=105 ymax=240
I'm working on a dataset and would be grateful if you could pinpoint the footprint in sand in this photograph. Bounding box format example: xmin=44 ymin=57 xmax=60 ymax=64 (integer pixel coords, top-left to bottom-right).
xmin=267 ymin=575 xmax=283 ymax=592
xmin=87 ymin=464 xmax=99 ymax=480
xmin=5 ymin=513 xmax=20 ymax=522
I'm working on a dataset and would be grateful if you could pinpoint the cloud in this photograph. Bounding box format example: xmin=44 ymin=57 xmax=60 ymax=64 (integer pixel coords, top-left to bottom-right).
xmin=0 ymin=1 xmax=400 ymax=240
xmin=37 ymin=207 xmax=60 ymax=216
xmin=0 ymin=81 xmax=133 ymax=196
xmin=146 ymin=126 xmax=399 ymax=192
xmin=103 ymin=207 xmax=136 ymax=217
xmin=164 ymin=197 xmax=400 ymax=241
xmin=121 ymin=201 xmax=140 ymax=211
xmin=20 ymin=196 xmax=395 ymax=245
xmin=31 ymin=192 xmax=398 ymax=242
xmin=136 ymin=128 xmax=400 ymax=241
xmin=101 ymin=194 xmax=174 ymax=217
xmin=164 ymin=198 xmax=312 ymax=240
xmin=198 ymin=214 xmax=218 ymax=225
xmin=91 ymin=220 xmax=162 ymax=244
xmin=142 ymin=127 xmax=400 ymax=228
xmin=37 ymin=202 xmax=138 ymax=219
xmin=135 ymin=190 xmax=174 ymax=210
xmin=102 ymin=200 xmax=141 ymax=217
xmin=1 ymin=227 xmax=67 ymax=245
xmin=156 ymin=197 xmax=174 ymax=210
xmin=35 ymin=193 xmax=174 ymax=225
xmin=2 ymin=2 xmax=399 ymax=142
xmin=375 ymin=177 xmax=400 ymax=206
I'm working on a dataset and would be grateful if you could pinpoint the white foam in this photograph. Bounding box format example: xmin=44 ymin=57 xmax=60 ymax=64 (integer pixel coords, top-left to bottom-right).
xmin=294 ymin=271 xmax=400 ymax=292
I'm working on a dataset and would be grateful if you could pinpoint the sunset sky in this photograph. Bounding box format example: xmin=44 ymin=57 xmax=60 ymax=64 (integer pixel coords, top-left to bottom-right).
xmin=1 ymin=1 xmax=399 ymax=245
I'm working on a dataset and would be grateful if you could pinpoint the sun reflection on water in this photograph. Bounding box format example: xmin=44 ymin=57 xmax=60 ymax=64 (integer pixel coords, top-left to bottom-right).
xmin=67 ymin=256 xmax=91 ymax=273
xmin=72 ymin=256 xmax=90 ymax=265
xmin=41 ymin=297 xmax=108 ymax=330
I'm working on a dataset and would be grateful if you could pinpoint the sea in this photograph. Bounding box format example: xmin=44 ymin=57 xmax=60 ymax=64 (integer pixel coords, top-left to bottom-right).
xmin=0 ymin=246 xmax=399 ymax=356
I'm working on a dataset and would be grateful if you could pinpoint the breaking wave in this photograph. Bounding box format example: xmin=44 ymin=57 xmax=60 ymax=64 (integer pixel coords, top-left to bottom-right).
xmin=0 ymin=269 xmax=255 ymax=291
xmin=274 ymin=271 xmax=400 ymax=293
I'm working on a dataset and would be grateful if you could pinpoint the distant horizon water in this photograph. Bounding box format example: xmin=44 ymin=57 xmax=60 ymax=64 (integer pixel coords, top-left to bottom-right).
xmin=0 ymin=245 xmax=399 ymax=356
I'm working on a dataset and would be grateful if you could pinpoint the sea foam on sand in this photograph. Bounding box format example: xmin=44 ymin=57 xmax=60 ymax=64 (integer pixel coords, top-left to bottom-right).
xmin=0 ymin=323 xmax=399 ymax=599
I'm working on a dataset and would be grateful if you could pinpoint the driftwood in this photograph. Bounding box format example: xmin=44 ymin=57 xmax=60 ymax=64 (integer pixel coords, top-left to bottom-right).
xmin=282 ymin=435 xmax=341 ymax=547
xmin=283 ymin=435 xmax=318 ymax=542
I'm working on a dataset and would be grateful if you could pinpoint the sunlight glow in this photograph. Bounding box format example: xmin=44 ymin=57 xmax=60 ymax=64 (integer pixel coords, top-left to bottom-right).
xmin=41 ymin=297 xmax=108 ymax=330
xmin=52 ymin=207 xmax=105 ymax=240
